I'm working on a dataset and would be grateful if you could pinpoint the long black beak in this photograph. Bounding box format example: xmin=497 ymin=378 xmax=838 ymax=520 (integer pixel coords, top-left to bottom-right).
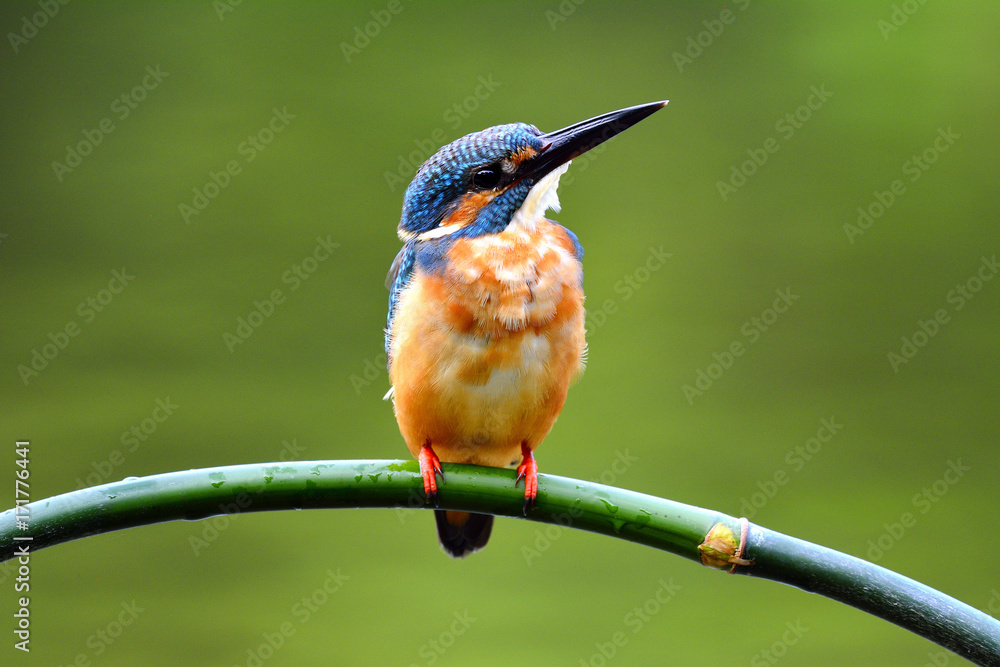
xmin=521 ymin=100 xmax=668 ymax=183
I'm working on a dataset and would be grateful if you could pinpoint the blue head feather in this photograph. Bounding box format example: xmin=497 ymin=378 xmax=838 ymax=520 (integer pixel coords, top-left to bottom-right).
xmin=399 ymin=123 xmax=545 ymax=237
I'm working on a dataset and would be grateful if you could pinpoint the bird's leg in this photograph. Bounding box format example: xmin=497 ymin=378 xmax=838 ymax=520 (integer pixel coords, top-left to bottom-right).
xmin=515 ymin=441 xmax=538 ymax=515
xmin=418 ymin=442 xmax=443 ymax=506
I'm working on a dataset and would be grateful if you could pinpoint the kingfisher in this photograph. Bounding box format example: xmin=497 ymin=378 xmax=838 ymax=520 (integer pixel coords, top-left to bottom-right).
xmin=385 ymin=101 xmax=668 ymax=557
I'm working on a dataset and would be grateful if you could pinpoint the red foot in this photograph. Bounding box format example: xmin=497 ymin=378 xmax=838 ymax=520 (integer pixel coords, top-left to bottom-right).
xmin=418 ymin=443 xmax=443 ymax=506
xmin=515 ymin=442 xmax=538 ymax=515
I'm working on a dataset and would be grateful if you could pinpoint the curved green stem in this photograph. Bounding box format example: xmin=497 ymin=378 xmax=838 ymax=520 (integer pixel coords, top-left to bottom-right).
xmin=1 ymin=460 xmax=997 ymax=666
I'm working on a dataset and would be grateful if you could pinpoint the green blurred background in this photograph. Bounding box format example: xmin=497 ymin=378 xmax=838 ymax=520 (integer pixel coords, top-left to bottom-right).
xmin=2 ymin=1 xmax=998 ymax=665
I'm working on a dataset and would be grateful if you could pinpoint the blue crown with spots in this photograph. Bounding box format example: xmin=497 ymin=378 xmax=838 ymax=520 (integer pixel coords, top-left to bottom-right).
xmin=399 ymin=123 xmax=544 ymax=236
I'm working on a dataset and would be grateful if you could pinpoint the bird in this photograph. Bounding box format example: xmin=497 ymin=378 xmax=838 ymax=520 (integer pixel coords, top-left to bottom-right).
xmin=384 ymin=101 xmax=668 ymax=557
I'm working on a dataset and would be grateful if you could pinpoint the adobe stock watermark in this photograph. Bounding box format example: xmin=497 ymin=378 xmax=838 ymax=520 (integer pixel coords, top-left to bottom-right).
xmin=844 ymin=127 xmax=959 ymax=243
xmin=213 ymin=0 xmax=243 ymax=21
xmin=74 ymin=397 xmax=179 ymax=489
xmin=521 ymin=449 xmax=638 ymax=565
xmin=7 ymin=0 xmax=70 ymax=54
xmin=557 ymin=138 xmax=608 ymax=189
xmin=887 ymin=253 xmax=996 ymax=373
xmin=384 ymin=74 xmax=502 ymax=191
xmin=12 ymin=440 xmax=31 ymax=653
xmin=545 ymin=0 xmax=587 ymax=30
xmin=585 ymin=246 xmax=672 ymax=336
xmin=987 ymin=588 xmax=1000 ymax=619
xmin=234 ymin=568 xmax=349 ymax=667
xmin=750 ymin=619 xmax=809 ymax=666
xmin=51 ymin=65 xmax=169 ymax=182
xmin=179 ymin=106 xmax=295 ymax=224
xmin=188 ymin=438 xmax=308 ymax=556
xmin=222 ymin=236 xmax=339 ymax=352
xmin=865 ymin=459 xmax=970 ymax=563
xmin=717 ymin=84 xmax=832 ymax=201
xmin=0 ymin=451 xmax=31 ymax=586
xmin=59 ymin=600 xmax=145 ymax=666
xmin=350 ymin=349 xmax=389 ymax=396
xmin=17 ymin=268 xmax=135 ymax=385
xmin=405 ymin=610 xmax=477 ymax=667
xmin=922 ymin=650 xmax=953 ymax=667
xmin=878 ymin=0 xmax=929 ymax=40
xmin=578 ymin=578 xmax=682 ymax=666
xmin=671 ymin=0 xmax=751 ymax=73
xmin=339 ymin=0 xmax=404 ymax=63
xmin=681 ymin=287 xmax=798 ymax=405
xmin=737 ymin=417 xmax=844 ymax=520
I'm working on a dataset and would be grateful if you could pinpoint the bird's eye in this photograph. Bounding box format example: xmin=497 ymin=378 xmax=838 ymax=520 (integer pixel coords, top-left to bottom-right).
xmin=472 ymin=166 xmax=503 ymax=190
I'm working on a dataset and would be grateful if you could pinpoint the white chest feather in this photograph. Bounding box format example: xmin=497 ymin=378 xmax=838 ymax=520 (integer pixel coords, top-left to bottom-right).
xmin=508 ymin=162 xmax=570 ymax=234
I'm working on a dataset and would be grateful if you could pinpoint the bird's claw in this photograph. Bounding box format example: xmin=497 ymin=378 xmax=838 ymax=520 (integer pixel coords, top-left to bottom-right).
xmin=515 ymin=443 xmax=538 ymax=515
xmin=418 ymin=444 xmax=443 ymax=507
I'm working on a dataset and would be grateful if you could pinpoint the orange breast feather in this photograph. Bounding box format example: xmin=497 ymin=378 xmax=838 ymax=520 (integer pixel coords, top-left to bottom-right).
xmin=388 ymin=219 xmax=585 ymax=468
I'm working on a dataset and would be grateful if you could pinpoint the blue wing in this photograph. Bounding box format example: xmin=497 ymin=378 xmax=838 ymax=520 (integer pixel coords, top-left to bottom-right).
xmin=385 ymin=240 xmax=417 ymax=359
xmin=560 ymin=224 xmax=584 ymax=262
xmin=558 ymin=224 xmax=584 ymax=286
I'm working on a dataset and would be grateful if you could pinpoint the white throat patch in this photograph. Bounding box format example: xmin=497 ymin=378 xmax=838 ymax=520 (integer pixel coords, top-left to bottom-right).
xmin=508 ymin=161 xmax=570 ymax=233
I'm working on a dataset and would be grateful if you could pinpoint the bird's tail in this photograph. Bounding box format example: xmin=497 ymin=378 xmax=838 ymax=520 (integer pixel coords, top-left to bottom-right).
xmin=434 ymin=510 xmax=493 ymax=558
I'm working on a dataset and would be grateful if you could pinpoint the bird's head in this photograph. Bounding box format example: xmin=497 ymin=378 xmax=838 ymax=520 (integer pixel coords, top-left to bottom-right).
xmin=397 ymin=101 xmax=668 ymax=241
